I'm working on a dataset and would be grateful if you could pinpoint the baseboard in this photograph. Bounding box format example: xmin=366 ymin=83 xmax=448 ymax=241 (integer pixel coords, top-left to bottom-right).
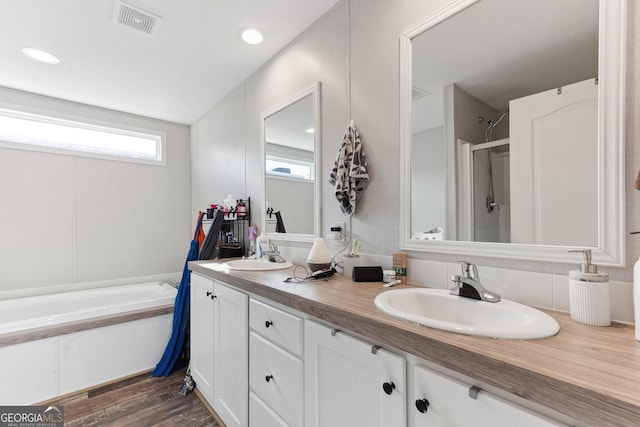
xmin=36 ymin=368 xmax=154 ymax=405
xmin=193 ymin=388 xmax=227 ymax=427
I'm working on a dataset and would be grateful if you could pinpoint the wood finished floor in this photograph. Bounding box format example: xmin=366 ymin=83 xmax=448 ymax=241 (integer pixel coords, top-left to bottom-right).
xmin=50 ymin=369 xmax=220 ymax=426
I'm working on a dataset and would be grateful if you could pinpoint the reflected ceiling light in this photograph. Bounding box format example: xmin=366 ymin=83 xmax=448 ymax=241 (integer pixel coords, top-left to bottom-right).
xmin=22 ymin=47 xmax=60 ymax=64
xmin=305 ymin=128 xmax=315 ymax=134
xmin=240 ymin=28 xmax=264 ymax=45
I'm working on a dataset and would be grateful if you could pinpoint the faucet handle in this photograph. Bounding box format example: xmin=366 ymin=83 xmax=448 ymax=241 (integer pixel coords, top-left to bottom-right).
xmin=458 ymin=261 xmax=478 ymax=280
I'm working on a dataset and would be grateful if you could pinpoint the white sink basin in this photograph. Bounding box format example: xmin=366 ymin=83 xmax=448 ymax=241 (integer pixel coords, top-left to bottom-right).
xmin=222 ymin=259 xmax=293 ymax=271
xmin=374 ymin=288 xmax=559 ymax=339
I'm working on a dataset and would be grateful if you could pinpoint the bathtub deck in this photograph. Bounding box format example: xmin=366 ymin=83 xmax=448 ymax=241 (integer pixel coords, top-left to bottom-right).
xmin=0 ymin=305 xmax=174 ymax=348
xmin=49 ymin=369 xmax=220 ymax=426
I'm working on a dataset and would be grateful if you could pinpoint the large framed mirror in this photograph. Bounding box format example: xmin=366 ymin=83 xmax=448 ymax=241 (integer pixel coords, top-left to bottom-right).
xmin=400 ymin=0 xmax=626 ymax=265
xmin=261 ymin=82 xmax=321 ymax=242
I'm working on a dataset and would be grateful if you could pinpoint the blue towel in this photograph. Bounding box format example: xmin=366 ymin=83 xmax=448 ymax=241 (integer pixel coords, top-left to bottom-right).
xmin=152 ymin=214 xmax=203 ymax=377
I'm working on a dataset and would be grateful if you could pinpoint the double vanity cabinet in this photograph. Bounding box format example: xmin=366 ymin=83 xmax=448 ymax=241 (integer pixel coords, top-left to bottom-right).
xmin=189 ymin=267 xmax=563 ymax=427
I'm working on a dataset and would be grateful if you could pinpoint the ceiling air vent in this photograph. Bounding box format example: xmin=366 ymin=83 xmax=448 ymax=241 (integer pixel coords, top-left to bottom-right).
xmin=112 ymin=1 xmax=162 ymax=36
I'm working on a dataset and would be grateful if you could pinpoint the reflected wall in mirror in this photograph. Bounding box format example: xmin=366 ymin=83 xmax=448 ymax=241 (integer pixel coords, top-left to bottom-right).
xmin=400 ymin=0 xmax=625 ymax=265
xmin=262 ymin=83 xmax=321 ymax=241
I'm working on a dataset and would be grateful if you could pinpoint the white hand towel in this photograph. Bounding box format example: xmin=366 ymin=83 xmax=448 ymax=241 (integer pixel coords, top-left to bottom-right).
xmin=329 ymin=120 xmax=369 ymax=215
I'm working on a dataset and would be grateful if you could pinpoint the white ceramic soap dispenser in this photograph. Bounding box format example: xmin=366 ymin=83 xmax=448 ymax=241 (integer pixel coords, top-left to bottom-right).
xmin=568 ymin=249 xmax=610 ymax=326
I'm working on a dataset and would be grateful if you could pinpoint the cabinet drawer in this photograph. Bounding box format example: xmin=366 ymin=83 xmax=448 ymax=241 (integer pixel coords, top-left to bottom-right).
xmin=250 ymin=392 xmax=290 ymax=427
xmin=250 ymin=332 xmax=303 ymax=426
xmin=250 ymin=299 xmax=303 ymax=357
xmin=412 ymin=364 xmax=562 ymax=426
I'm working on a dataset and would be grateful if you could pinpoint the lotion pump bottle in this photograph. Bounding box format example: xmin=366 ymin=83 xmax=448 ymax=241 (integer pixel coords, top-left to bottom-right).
xmin=568 ymin=249 xmax=610 ymax=326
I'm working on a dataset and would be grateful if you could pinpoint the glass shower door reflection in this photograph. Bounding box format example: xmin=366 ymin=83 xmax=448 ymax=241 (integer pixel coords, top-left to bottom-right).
xmin=472 ymin=141 xmax=510 ymax=243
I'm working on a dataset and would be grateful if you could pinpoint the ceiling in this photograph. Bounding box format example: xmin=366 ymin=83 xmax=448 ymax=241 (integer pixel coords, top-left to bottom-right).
xmin=0 ymin=0 xmax=340 ymax=124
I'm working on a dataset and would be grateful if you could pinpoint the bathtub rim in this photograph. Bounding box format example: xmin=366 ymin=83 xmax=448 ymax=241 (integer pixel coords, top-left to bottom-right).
xmin=0 ymin=305 xmax=174 ymax=348
xmin=0 ymin=273 xmax=181 ymax=302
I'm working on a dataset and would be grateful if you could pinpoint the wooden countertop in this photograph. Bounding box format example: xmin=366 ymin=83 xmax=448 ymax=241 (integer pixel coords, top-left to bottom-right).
xmin=190 ymin=261 xmax=640 ymax=426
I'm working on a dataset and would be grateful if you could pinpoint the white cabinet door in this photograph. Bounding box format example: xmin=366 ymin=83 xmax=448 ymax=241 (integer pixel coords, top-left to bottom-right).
xmin=411 ymin=364 xmax=564 ymax=427
xmin=190 ymin=273 xmax=215 ymax=406
xmin=212 ymin=279 xmax=249 ymax=427
xmin=305 ymin=319 xmax=406 ymax=427
xmin=191 ymin=273 xmax=248 ymax=427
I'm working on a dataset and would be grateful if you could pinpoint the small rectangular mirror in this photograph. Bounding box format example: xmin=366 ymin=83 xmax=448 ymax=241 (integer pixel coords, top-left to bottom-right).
xmin=262 ymin=82 xmax=321 ymax=241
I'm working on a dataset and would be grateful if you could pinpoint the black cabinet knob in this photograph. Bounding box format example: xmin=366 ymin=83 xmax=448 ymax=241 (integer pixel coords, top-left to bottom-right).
xmin=211 ymin=294 xmax=217 ymax=300
xmin=206 ymin=291 xmax=212 ymax=296
xmin=382 ymin=382 xmax=396 ymax=395
xmin=415 ymin=398 xmax=430 ymax=413
xmin=265 ymin=374 xmax=274 ymax=383
xmin=265 ymin=320 xmax=273 ymax=328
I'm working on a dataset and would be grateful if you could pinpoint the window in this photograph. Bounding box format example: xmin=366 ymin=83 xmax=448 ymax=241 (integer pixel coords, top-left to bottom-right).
xmin=0 ymin=108 xmax=165 ymax=165
xmin=266 ymin=156 xmax=313 ymax=180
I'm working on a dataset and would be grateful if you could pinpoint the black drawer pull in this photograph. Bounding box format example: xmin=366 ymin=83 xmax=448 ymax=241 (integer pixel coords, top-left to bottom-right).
xmin=382 ymin=382 xmax=395 ymax=395
xmin=415 ymin=398 xmax=430 ymax=413
xmin=265 ymin=320 xmax=273 ymax=328
xmin=265 ymin=374 xmax=274 ymax=383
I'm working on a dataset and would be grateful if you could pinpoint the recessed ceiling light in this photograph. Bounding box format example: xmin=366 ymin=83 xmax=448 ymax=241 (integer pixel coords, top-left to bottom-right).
xmin=240 ymin=28 xmax=264 ymax=45
xmin=22 ymin=47 xmax=60 ymax=64
xmin=305 ymin=128 xmax=315 ymax=134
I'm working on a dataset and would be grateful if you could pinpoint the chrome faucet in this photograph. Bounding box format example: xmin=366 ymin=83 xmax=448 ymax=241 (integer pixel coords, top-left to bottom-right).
xmin=450 ymin=261 xmax=501 ymax=303
xmin=262 ymin=241 xmax=286 ymax=263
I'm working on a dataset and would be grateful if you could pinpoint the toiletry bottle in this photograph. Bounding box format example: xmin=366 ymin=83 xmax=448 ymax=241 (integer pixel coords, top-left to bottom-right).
xmin=383 ymin=270 xmax=397 ymax=283
xmin=256 ymin=234 xmax=269 ymax=259
xmin=223 ymin=194 xmax=235 ymax=219
xmin=237 ymin=199 xmax=247 ymax=218
xmin=393 ymin=252 xmax=407 ymax=283
xmin=248 ymin=226 xmax=258 ymax=257
xmin=342 ymin=255 xmax=359 ymax=277
xmin=568 ymin=249 xmax=610 ymax=326
xmin=634 ymin=257 xmax=640 ymax=340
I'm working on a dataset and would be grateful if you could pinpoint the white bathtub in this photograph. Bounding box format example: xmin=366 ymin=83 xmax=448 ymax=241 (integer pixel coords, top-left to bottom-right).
xmin=0 ymin=281 xmax=177 ymax=335
xmin=0 ymin=282 xmax=178 ymax=404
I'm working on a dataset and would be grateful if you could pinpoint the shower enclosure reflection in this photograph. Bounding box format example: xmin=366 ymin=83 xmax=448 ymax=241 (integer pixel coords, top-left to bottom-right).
xmin=468 ymin=139 xmax=510 ymax=243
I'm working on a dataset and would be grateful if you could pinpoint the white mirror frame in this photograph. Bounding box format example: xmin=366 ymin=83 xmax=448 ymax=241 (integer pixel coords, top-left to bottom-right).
xmin=261 ymin=82 xmax=322 ymax=243
xmin=399 ymin=0 xmax=626 ymax=266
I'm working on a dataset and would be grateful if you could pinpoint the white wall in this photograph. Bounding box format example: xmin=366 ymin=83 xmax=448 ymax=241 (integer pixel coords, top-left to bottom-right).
xmin=411 ymin=126 xmax=445 ymax=233
xmin=191 ymin=1 xmax=349 ymax=251
xmin=266 ymin=177 xmax=315 ymax=234
xmin=191 ymin=85 xmax=247 ymax=217
xmin=191 ymin=0 xmax=640 ymax=282
xmin=0 ymin=87 xmax=191 ymax=294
